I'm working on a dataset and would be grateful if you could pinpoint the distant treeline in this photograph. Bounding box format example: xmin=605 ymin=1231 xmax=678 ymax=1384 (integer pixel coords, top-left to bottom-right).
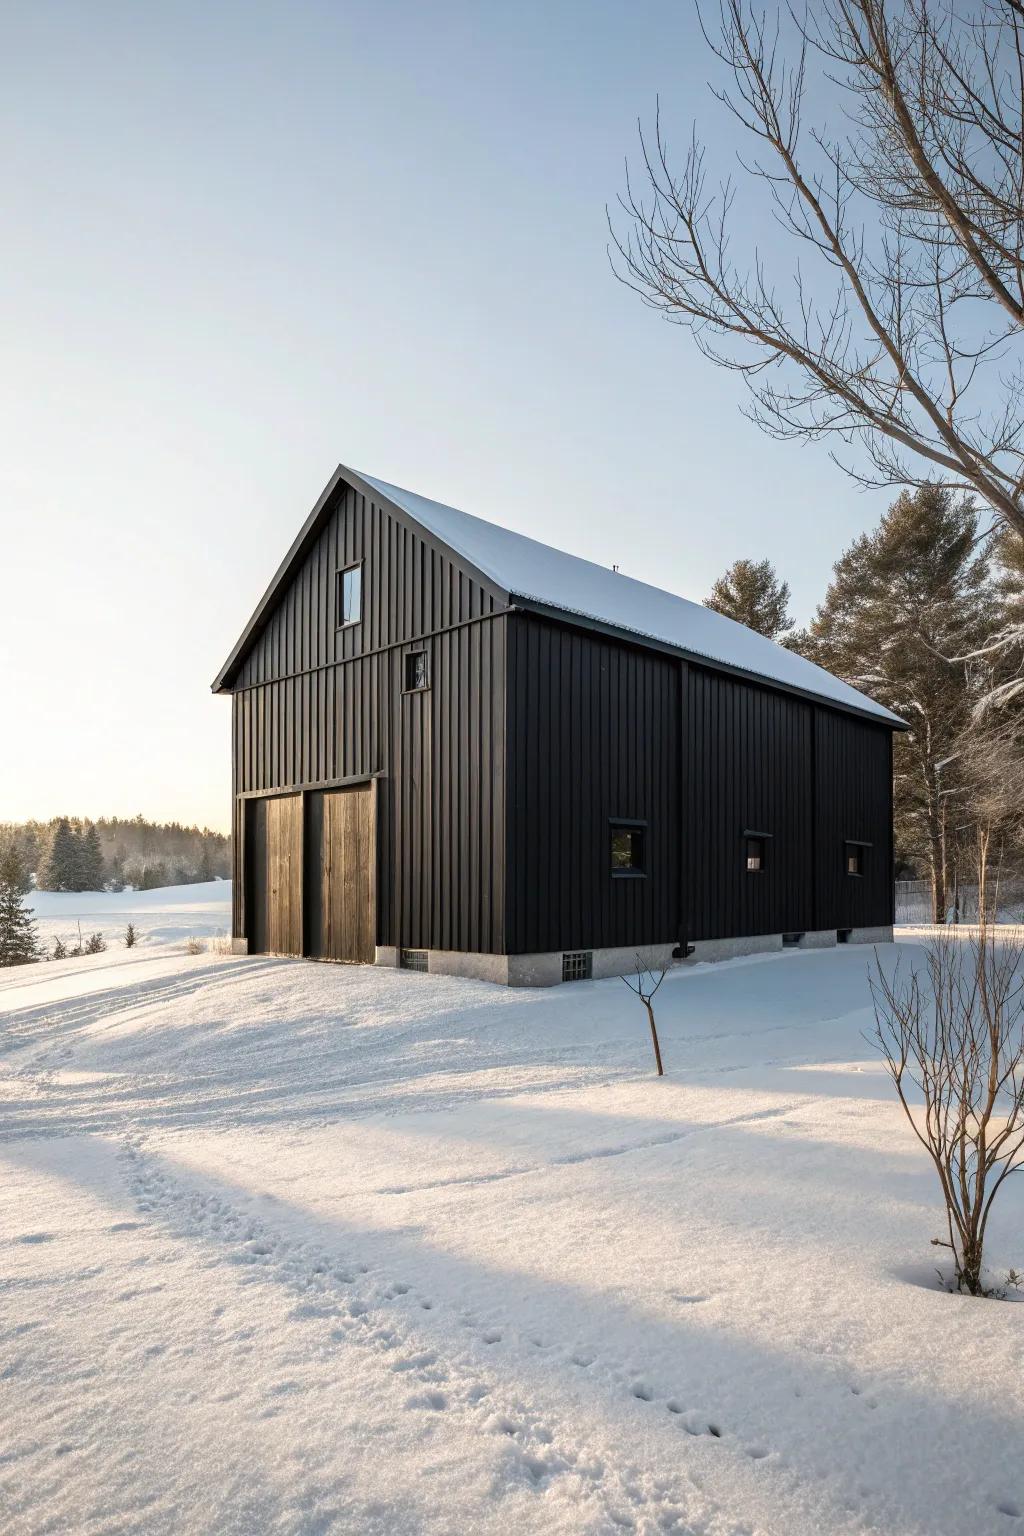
xmin=0 ymin=816 xmax=231 ymax=892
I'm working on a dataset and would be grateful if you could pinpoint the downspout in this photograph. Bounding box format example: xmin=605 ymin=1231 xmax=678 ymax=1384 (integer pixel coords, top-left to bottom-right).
xmin=672 ymin=657 xmax=695 ymax=961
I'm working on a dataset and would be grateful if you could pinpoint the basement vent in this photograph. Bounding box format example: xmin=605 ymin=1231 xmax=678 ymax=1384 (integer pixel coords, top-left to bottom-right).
xmin=782 ymin=932 xmax=804 ymax=948
xmin=399 ymin=948 xmax=429 ymax=972
xmin=562 ymin=950 xmax=593 ymax=982
xmin=837 ymin=928 xmax=852 ymax=945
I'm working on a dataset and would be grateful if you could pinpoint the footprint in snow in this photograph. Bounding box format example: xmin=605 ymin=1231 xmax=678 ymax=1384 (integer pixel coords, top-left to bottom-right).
xmin=572 ymin=1353 xmax=594 ymax=1368
xmin=15 ymin=1232 xmax=55 ymax=1245
xmin=631 ymin=1382 xmax=654 ymax=1401
xmin=482 ymin=1328 xmax=502 ymax=1344
xmin=995 ymin=1500 xmax=1021 ymax=1520
xmin=391 ymin=1349 xmax=438 ymax=1373
xmin=406 ymin=1390 xmax=447 ymax=1411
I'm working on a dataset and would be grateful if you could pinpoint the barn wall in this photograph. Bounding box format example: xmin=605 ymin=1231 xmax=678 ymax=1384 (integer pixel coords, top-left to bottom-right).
xmin=504 ymin=614 xmax=681 ymax=955
xmin=812 ymin=707 xmax=894 ymax=930
xmin=504 ymin=620 xmax=895 ymax=955
xmin=228 ymin=480 xmax=507 ymax=955
xmin=682 ymin=666 xmax=815 ymax=940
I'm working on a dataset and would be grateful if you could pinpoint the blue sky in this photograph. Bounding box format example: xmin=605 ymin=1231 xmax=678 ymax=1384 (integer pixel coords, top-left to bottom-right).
xmin=1 ymin=1 xmax=892 ymax=830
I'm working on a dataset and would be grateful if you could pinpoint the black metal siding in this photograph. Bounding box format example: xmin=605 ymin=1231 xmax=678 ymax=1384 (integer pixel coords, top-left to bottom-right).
xmin=683 ymin=666 xmax=815 ymax=940
xmin=505 ymin=613 xmax=680 ymax=955
xmin=229 ymin=481 xmax=507 ymax=955
xmin=812 ymin=707 xmax=894 ymax=930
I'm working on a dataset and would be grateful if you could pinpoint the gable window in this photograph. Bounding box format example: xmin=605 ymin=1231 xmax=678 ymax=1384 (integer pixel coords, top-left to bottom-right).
xmin=404 ymin=650 xmax=429 ymax=692
xmin=845 ymin=841 xmax=869 ymax=877
xmin=610 ymin=819 xmax=646 ymax=877
xmin=336 ymin=563 xmax=362 ymax=628
xmin=744 ymin=830 xmax=771 ymax=873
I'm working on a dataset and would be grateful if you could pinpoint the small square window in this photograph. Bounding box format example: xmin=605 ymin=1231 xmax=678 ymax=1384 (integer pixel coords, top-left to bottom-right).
xmin=610 ymin=822 xmax=645 ymax=876
xmin=746 ymin=836 xmax=766 ymax=873
xmin=336 ymin=564 xmax=362 ymax=628
xmin=846 ymin=843 xmax=864 ymax=877
xmin=404 ymin=650 xmax=429 ymax=691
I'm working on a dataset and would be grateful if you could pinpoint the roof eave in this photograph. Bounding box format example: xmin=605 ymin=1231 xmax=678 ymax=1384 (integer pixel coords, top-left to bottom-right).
xmin=509 ymin=596 xmax=908 ymax=730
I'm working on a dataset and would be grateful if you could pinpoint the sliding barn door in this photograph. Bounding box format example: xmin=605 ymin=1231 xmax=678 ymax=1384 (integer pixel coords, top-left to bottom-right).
xmin=245 ymin=794 xmax=303 ymax=956
xmin=305 ymin=785 xmax=376 ymax=963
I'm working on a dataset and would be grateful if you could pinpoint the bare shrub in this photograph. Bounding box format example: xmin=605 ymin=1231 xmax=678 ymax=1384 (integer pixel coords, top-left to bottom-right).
xmin=184 ymin=936 xmax=204 ymax=956
xmin=870 ymin=923 xmax=1024 ymax=1296
xmin=621 ymin=953 xmax=668 ymax=1076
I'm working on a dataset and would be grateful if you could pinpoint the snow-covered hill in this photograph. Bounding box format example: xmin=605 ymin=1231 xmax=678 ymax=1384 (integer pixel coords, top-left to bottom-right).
xmin=26 ymin=879 xmax=232 ymax=951
xmin=1 ymin=896 xmax=1021 ymax=1535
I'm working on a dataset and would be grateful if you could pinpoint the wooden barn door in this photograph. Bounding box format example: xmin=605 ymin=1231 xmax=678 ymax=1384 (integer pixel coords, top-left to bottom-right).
xmin=304 ymin=784 xmax=376 ymax=963
xmin=245 ymin=794 xmax=303 ymax=956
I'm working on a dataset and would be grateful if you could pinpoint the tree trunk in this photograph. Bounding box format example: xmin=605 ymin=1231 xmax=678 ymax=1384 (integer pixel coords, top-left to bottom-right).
xmin=645 ymin=1001 xmax=665 ymax=1077
xmin=929 ymin=826 xmax=946 ymax=924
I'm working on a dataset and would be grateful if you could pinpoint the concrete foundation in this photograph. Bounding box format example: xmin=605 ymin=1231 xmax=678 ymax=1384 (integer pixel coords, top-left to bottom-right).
xmin=375 ymin=942 xmax=679 ymax=987
xmin=797 ymin=929 xmax=838 ymax=950
xmin=230 ymin=937 xmax=249 ymax=956
xmin=253 ymin=926 xmax=894 ymax=981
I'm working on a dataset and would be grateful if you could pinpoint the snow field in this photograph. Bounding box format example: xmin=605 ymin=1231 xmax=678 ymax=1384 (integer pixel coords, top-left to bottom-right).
xmin=1 ymin=888 xmax=1022 ymax=1534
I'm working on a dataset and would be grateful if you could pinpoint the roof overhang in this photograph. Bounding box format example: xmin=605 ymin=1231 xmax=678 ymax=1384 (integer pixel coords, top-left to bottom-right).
xmin=510 ymin=597 xmax=909 ymax=730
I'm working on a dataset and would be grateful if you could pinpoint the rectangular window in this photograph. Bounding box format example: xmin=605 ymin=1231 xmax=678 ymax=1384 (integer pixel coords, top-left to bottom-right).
xmin=404 ymin=650 xmax=429 ymax=692
xmin=336 ymin=564 xmax=362 ymax=628
xmin=610 ymin=820 xmax=645 ymax=876
xmin=745 ymin=836 xmax=766 ymax=873
xmin=846 ymin=843 xmax=864 ymax=877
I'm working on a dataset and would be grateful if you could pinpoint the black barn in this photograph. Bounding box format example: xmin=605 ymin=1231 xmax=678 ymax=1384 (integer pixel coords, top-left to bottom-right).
xmin=213 ymin=465 xmax=904 ymax=984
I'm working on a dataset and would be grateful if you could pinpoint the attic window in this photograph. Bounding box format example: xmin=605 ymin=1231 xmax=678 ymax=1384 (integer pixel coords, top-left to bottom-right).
xmin=336 ymin=564 xmax=362 ymax=628
xmin=404 ymin=650 xmax=429 ymax=692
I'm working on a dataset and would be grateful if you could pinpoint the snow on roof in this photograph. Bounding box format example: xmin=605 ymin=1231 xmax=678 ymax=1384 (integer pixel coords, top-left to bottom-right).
xmin=358 ymin=471 xmax=904 ymax=726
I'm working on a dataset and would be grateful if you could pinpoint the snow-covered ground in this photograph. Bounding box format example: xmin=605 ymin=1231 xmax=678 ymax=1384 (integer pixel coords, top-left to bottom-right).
xmin=27 ymin=880 xmax=231 ymax=953
xmin=2 ymin=890 xmax=1022 ymax=1535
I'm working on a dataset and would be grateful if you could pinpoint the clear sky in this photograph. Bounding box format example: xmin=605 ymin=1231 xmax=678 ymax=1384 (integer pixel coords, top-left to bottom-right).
xmin=1 ymin=0 xmax=891 ymax=832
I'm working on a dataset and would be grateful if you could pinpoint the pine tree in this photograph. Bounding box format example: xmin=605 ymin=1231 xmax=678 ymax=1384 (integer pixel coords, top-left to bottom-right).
xmin=78 ymin=824 xmax=106 ymax=891
xmin=704 ymin=558 xmax=793 ymax=639
xmin=790 ymin=486 xmax=991 ymax=920
xmin=0 ymin=844 xmax=39 ymax=966
xmin=41 ymin=818 xmax=81 ymax=892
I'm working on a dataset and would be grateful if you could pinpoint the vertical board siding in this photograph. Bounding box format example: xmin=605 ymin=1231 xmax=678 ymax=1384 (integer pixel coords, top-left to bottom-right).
xmin=813 ymin=709 xmax=894 ymax=930
xmin=233 ymin=484 xmax=500 ymax=690
xmin=504 ymin=614 xmax=680 ymax=955
xmin=682 ymin=668 xmax=814 ymax=940
xmin=229 ymin=479 xmax=507 ymax=954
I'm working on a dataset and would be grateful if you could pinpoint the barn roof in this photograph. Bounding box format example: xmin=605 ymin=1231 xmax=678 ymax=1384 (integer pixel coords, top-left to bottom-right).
xmin=213 ymin=464 xmax=905 ymax=727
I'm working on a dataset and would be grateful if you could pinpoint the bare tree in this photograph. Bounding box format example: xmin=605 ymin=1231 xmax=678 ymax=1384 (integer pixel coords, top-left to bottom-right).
xmin=870 ymin=909 xmax=1024 ymax=1295
xmin=612 ymin=0 xmax=1024 ymax=547
xmin=621 ymin=953 xmax=669 ymax=1074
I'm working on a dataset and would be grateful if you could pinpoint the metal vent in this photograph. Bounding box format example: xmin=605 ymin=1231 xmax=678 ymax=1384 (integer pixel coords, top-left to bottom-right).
xmin=561 ymin=950 xmax=593 ymax=982
xmin=837 ymin=928 xmax=852 ymax=945
xmin=399 ymin=948 xmax=429 ymax=972
xmin=782 ymin=932 xmax=804 ymax=947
